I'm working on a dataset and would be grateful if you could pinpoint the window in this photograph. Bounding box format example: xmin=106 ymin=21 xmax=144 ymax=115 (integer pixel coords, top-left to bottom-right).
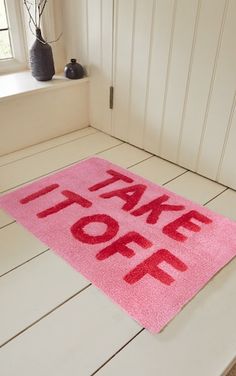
xmin=0 ymin=0 xmax=12 ymax=59
xmin=0 ymin=0 xmax=27 ymax=73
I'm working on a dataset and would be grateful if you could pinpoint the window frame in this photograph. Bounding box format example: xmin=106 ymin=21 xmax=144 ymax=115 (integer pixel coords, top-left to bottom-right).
xmin=0 ymin=0 xmax=27 ymax=74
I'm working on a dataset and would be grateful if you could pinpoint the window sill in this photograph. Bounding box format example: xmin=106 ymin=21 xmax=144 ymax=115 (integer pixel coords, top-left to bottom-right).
xmin=0 ymin=58 xmax=27 ymax=76
xmin=0 ymin=71 xmax=89 ymax=103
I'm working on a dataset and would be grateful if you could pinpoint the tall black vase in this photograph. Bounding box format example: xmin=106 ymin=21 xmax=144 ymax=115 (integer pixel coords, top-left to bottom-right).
xmin=30 ymin=28 xmax=55 ymax=81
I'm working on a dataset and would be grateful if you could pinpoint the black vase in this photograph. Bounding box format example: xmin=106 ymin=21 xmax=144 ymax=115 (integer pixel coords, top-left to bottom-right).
xmin=30 ymin=28 xmax=55 ymax=81
xmin=64 ymin=58 xmax=84 ymax=79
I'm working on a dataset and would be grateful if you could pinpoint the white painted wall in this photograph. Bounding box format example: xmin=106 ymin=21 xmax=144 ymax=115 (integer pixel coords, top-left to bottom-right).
xmin=60 ymin=0 xmax=89 ymax=71
xmin=61 ymin=0 xmax=113 ymax=134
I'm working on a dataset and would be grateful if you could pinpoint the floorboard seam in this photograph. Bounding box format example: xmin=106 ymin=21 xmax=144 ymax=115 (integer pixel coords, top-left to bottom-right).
xmin=204 ymin=188 xmax=229 ymax=206
xmin=0 ymin=249 xmax=49 ymax=278
xmin=0 ymin=129 xmax=98 ymax=168
xmin=91 ymin=328 xmax=145 ymax=376
xmin=0 ymin=141 xmax=124 ymax=194
xmin=0 ymin=284 xmax=92 ymax=349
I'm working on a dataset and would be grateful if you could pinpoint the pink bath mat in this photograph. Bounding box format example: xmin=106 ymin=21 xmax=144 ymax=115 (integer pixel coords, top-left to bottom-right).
xmin=1 ymin=157 xmax=236 ymax=332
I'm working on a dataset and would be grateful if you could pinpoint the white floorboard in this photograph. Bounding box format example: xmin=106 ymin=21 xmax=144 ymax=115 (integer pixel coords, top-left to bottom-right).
xmin=96 ymin=256 xmax=236 ymax=376
xmin=0 ymin=251 xmax=89 ymax=346
xmin=165 ymin=171 xmax=226 ymax=204
xmin=207 ymin=189 xmax=236 ymax=221
xmin=129 ymin=156 xmax=186 ymax=185
xmin=98 ymin=143 xmax=151 ymax=167
xmin=0 ymin=286 xmax=140 ymax=376
xmin=0 ymin=223 xmax=47 ymax=277
xmin=0 ymin=127 xmax=235 ymax=376
xmin=0 ymin=210 xmax=14 ymax=229
xmin=0 ymin=127 xmax=97 ymax=168
xmin=0 ymin=132 xmax=122 ymax=192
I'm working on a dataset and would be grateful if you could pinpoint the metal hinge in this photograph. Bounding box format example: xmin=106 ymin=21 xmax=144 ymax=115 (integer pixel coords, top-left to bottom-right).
xmin=109 ymin=86 xmax=114 ymax=109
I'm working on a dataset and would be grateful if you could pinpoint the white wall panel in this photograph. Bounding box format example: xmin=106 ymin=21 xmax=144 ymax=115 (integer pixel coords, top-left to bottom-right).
xmin=216 ymin=92 xmax=236 ymax=188
xmin=143 ymin=0 xmax=176 ymax=154
xmin=196 ymin=0 xmax=236 ymax=180
xmin=62 ymin=0 xmax=113 ymax=134
xmin=87 ymin=0 xmax=113 ymax=134
xmin=112 ymin=0 xmax=135 ymax=141
xmin=159 ymin=0 xmax=199 ymax=162
xmin=87 ymin=0 xmax=102 ymax=129
xmin=100 ymin=0 xmax=114 ymax=133
xmin=62 ymin=0 xmax=236 ymax=189
xmin=177 ymin=0 xmax=227 ymax=170
xmin=126 ymin=0 xmax=154 ymax=147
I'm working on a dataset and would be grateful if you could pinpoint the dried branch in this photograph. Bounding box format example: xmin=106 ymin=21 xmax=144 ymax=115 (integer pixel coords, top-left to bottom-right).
xmin=37 ymin=2 xmax=41 ymax=27
xmin=24 ymin=0 xmax=62 ymax=44
xmin=28 ymin=18 xmax=47 ymax=44
xmin=47 ymin=31 xmax=63 ymax=44
xmin=34 ymin=0 xmax=37 ymax=28
xmin=25 ymin=0 xmax=34 ymax=6
xmin=39 ymin=0 xmax=48 ymax=18
xmin=24 ymin=0 xmax=48 ymax=29
xmin=24 ymin=0 xmax=37 ymax=28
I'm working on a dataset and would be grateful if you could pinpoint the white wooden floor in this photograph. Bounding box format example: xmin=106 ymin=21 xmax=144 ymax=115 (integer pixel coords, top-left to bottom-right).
xmin=0 ymin=127 xmax=236 ymax=376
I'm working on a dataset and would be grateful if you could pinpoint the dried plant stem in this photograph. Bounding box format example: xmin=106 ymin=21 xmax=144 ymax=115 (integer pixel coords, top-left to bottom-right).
xmin=24 ymin=0 xmax=62 ymax=44
xmin=23 ymin=0 xmax=48 ymax=29
xmin=24 ymin=0 xmax=37 ymax=28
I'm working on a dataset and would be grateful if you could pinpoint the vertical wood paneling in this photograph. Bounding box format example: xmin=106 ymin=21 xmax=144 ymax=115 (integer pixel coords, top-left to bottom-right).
xmin=87 ymin=0 xmax=113 ymax=133
xmin=177 ymin=0 xmax=227 ymax=170
xmin=80 ymin=0 xmax=89 ymax=71
xmin=100 ymin=0 xmax=114 ymax=134
xmin=159 ymin=0 xmax=199 ymax=162
xmin=126 ymin=0 xmax=154 ymax=147
xmin=63 ymin=0 xmax=236 ymax=189
xmin=217 ymin=92 xmax=236 ymax=187
xmin=87 ymin=0 xmax=102 ymax=129
xmin=143 ymin=0 xmax=176 ymax=154
xmin=112 ymin=0 xmax=135 ymax=141
xmin=197 ymin=0 xmax=236 ymax=180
